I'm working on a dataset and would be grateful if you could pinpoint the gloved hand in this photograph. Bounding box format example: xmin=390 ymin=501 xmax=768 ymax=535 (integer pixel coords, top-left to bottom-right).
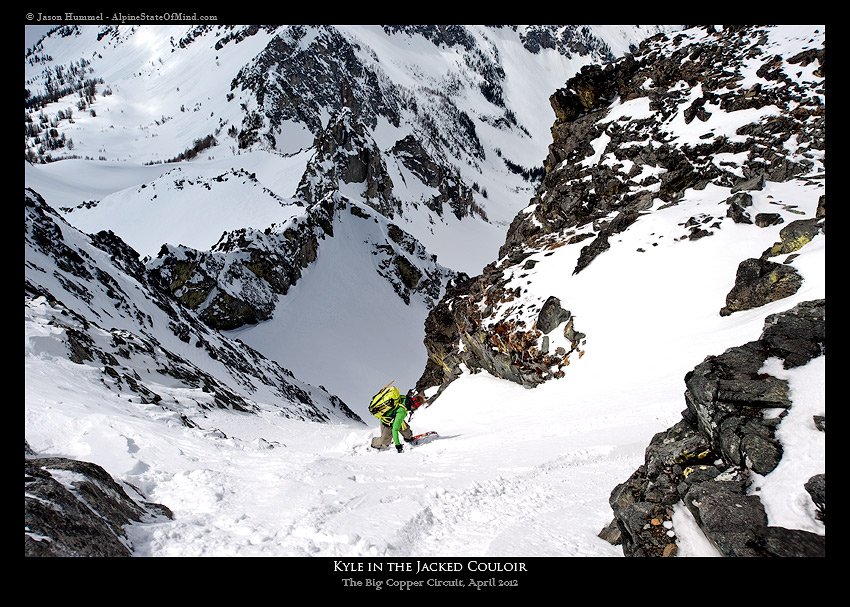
xmin=396 ymin=443 xmax=404 ymax=453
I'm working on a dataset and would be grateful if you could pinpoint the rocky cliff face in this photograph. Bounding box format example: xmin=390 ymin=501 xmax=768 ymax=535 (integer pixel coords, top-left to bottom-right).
xmin=224 ymin=24 xmax=510 ymax=231
xmin=147 ymin=112 xmax=458 ymax=331
xmin=418 ymin=24 xmax=824 ymax=396
xmin=502 ymin=26 xmax=824 ymax=267
xmin=229 ymin=25 xmax=404 ymax=147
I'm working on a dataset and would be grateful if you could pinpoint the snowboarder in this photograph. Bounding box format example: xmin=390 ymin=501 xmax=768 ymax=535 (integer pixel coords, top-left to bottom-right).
xmin=369 ymin=386 xmax=425 ymax=452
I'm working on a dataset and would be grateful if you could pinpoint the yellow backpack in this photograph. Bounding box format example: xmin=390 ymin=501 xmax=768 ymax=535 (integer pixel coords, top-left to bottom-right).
xmin=369 ymin=383 xmax=401 ymax=424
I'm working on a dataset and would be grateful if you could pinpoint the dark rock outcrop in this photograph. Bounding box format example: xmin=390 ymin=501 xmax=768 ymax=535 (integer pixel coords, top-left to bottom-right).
xmin=25 ymin=445 xmax=172 ymax=557
xmin=297 ymin=108 xmax=398 ymax=219
xmin=391 ymin=134 xmax=482 ymax=222
xmin=416 ymin=254 xmax=586 ymax=395
xmin=719 ymin=257 xmax=803 ymax=317
xmin=148 ymin=209 xmax=326 ymax=332
xmin=601 ymin=299 xmax=825 ymax=557
xmin=720 ymin=213 xmax=824 ymax=316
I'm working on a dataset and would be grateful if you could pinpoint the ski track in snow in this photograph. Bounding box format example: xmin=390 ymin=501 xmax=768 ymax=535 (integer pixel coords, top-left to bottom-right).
xmin=390 ymin=447 xmax=627 ymax=557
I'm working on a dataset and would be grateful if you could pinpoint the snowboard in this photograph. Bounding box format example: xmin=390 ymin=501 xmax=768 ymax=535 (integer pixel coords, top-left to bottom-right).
xmin=407 ymin=431 xmax=438 ymax=446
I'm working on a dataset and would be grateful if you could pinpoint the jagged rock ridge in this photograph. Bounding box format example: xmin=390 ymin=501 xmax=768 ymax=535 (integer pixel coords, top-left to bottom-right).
xmin=417 ymin=25 xmax=825 ymax=398
xmin=25 ymin=187 xmax=359 ymax=423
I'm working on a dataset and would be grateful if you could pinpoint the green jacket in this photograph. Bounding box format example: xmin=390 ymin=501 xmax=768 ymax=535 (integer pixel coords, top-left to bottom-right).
xmin=382 ymin=398 xmax=411 ymax=446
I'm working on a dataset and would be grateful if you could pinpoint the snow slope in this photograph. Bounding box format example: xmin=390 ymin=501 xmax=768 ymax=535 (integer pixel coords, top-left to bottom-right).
xmin=25 ymin=25 xmax=824 ymax=562
xmin=25 ymin=150 xmax=312 ymax=258
xmin=26 ymin=178 xmax=824 ymax=557
xmin=224 ymin=206 xmax=438 ymax=418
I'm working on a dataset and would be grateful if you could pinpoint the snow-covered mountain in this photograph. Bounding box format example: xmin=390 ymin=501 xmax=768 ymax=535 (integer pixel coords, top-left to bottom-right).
xmin=25 ymin=25 xmax=668 ymax=266
xmin=25 ymin=25 xmax=824 ymax=560
xmin=26 ymin=24 xmax=675 ymax=413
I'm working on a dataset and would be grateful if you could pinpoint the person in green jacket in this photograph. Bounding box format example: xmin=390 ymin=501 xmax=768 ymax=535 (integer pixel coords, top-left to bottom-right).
xmin=370 ymin=391 xmax=424 ymax=452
